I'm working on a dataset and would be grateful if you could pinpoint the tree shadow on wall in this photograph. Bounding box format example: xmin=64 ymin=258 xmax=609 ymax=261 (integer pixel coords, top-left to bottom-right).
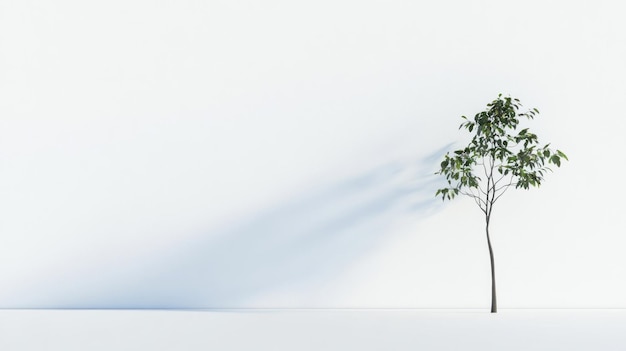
xmin=58 ymin=143 xmax=454 ymax=308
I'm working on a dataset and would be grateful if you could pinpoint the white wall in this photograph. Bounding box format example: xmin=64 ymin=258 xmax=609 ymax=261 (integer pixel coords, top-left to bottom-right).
xmin=1 ymin=0 xmax=624 ymax=308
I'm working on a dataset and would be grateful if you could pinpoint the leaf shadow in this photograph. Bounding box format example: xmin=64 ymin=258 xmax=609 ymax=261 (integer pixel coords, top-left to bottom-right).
xmin=42 ymin=143 xmax=453 ymax=308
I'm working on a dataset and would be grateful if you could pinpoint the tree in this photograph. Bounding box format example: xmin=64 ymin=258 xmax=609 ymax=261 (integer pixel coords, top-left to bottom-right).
xmin=435 ymin=94 xmax=567 ymax=313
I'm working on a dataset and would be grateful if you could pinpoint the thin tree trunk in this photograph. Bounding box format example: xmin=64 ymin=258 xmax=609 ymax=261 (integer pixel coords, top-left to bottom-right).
xmin=485 ymin=218 xmax=497 ymax=313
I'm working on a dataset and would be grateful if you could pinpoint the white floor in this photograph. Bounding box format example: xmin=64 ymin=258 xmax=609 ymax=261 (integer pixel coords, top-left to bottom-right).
xmin=1 ymin=309 xmax=625 ymax=350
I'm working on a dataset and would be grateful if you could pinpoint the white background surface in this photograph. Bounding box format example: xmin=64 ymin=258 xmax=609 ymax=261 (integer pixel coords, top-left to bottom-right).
xmin=1 ymin=0 xmax=625 ymax=308
xmin=1 ymin=310 xmax=626 ymax=351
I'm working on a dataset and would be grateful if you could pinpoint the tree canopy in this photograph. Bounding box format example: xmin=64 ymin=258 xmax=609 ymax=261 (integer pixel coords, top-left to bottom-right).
xmin=435 ymin=94 xmax=567 ymax=215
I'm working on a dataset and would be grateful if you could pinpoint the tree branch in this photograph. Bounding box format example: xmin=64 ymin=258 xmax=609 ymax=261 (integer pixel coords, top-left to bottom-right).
xmin=492 ymin=180 xmax=517 ymax=204
xmin=493 ymin=171 xmax=508 ymax=188
xmin=487 ymin=155 xmax=496 ymax=219
xmin=460 ymin=190 xmax=487 ymax=213
xmin=494 ymin=174 xmax=514 ymax=193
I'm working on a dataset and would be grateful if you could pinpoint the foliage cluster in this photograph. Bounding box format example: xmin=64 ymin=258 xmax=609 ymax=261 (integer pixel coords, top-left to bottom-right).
xmin=435 ymin=95 xmax=567 ymax=215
